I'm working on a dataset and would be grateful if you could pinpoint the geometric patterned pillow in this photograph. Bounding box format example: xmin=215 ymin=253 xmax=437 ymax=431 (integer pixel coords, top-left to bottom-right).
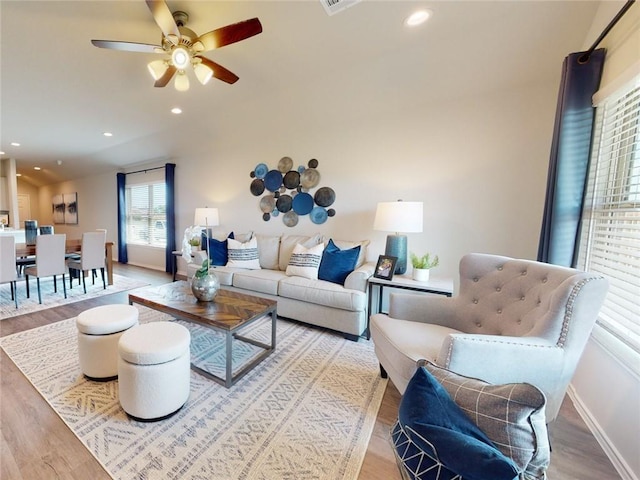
xmin=422 ymin=360 xmax=550 ymax=480
xmin=391 ymin=419 xmax=462 ymax=480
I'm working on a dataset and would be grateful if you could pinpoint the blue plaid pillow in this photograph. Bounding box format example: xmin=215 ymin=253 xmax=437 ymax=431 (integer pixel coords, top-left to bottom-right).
xmin=394 ymin=367 xmax=519 ymax=480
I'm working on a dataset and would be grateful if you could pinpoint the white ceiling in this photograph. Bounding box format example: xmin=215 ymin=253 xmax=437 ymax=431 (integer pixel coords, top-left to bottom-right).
xmin=1 ymin=0 xmax=601 ymax=187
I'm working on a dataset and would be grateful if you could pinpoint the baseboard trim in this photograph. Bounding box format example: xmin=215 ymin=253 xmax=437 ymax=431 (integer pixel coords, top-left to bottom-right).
xmin=567 ymin=385 xmax=638 ymax=480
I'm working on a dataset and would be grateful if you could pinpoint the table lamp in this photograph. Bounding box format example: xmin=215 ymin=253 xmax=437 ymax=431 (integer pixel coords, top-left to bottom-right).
xmin=373 ymin=200 xmax=423 ymax=274
xmin=194 ymin=207 xmax=220 ymax=262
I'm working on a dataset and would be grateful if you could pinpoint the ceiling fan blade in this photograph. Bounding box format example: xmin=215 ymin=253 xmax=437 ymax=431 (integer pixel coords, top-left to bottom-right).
xmin=91 ymin=39 xmax=163 ymax=54
xmin=145 ymin=0 xmax=180 ymax=44
xmin=154 ymin=65 xmax=177 ymax=87
xmin=199 ymin=57 xmax=239 ymax=84
xmin=196 ymin=18 xmax=262 ymax=52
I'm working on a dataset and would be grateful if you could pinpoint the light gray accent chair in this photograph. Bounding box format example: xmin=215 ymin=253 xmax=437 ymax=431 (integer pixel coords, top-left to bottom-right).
xmin=370 ymin=253 xmax=609 ymax=422
xmin=0 ymin=236 xmax=19 ymax=308
xmin=24 ymin=233 xmax=68 ymax=304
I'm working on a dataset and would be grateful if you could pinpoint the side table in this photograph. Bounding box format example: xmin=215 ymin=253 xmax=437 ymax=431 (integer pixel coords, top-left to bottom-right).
xmin=366 ymin=274 xmax=454 ymax=339
xmin=171 ymin=250 xmax=197 ymax=281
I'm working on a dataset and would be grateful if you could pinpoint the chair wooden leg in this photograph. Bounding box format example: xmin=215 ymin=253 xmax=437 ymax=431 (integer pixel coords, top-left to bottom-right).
xmin=82 ymin=272 xmax=87 ymax=294
xmin=25 ymin=275 xmax=30 ymax=298
xmin=36 ymin=277 xmax=42 ymax=304
xmin=62 ymin=273 xmax=67 ymax=299
xmin=53 ymin=275 xmax=58 ymax=293
xmin=100 ymin=268 xmax=106 ymax=289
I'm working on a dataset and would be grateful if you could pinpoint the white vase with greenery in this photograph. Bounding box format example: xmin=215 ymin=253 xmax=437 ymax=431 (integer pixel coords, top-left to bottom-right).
xmin=410 ymin=252 xmax=439 ymax=282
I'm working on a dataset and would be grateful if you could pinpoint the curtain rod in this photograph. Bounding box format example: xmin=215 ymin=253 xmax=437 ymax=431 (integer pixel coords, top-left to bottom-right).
xmin=124 ymin=166 xmax=165 ymax=176
xmin=579 ymin=0 xmax=636 ymax=63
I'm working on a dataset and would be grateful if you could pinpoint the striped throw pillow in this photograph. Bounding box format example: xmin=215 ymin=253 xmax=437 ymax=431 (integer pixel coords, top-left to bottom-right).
xmin=285 ymin=242 xmax=325 ymax=280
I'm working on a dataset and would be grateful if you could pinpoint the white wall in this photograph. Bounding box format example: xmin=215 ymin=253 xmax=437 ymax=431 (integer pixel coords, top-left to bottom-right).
xmin=571 ymin=2 xmax=640 ymax=480
xmin=168 ymin=79 xmax=557 ymax=280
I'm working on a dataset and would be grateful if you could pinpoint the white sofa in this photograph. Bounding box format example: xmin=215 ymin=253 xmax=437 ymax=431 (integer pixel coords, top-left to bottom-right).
xmin=186 ymin=233 xmax=374 ymax=341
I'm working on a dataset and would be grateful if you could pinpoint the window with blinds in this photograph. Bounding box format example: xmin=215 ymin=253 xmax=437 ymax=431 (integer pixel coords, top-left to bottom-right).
xmin=125 ymin=182 xmax=167 ymax=247
xmin=577 ymin=75 xmax=640 ymax=364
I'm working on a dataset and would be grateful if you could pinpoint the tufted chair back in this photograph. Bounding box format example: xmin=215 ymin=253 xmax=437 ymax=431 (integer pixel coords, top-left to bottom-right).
xmin=454 ymin=253 xmax=604 ymax=341
xmin=370 ymin=252 xmax=609 ymax=422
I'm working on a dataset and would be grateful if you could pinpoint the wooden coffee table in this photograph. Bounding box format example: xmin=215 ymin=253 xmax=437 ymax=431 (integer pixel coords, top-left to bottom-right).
xmin=128 ymin=281 xmax=277 ymax=388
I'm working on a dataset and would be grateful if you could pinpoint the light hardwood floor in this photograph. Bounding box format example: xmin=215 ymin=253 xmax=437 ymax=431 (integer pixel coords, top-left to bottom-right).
xmin=1 ymin=264 xmax=621 ymax=479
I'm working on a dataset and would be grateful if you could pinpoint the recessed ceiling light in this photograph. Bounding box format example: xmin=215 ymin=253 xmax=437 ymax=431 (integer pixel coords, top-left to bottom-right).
xmin=103 ymin=132 xmax=113 ymax=137
xmin=405 ymin=9 xmax=432 ymax=27
xmin=16 ymin=173 xmax=22 ymax=177
xmin=171 ymin=107 xmax=182 ymax=114
xmin=11 ymin=142 xmax=20 ymax=147
xmin=34 ymin=166 xmax=41 ymax=171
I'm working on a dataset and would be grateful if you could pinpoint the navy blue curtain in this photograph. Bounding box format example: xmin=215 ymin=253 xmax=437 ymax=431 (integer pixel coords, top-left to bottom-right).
xmin=537 ymin=49 xmax=605 ymax=267
xmin=165 ymin=163 xmax=176 ymax=273
xmin=116 ymin=172 xmax=128 ymax=263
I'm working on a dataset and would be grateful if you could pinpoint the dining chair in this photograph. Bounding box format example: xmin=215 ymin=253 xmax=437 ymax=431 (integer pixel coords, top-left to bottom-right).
xmin=0 ymin=236 xmax=19 ymax=308
xmin=24 ymin=234 xmax=68 ymax=304
xmin=67 ymin=231 xmax=107 ymax=294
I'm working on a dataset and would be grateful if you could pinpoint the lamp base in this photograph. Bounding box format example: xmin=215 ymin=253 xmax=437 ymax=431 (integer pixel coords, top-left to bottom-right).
xmin=385 ymin=234 xmax=407 ymax=274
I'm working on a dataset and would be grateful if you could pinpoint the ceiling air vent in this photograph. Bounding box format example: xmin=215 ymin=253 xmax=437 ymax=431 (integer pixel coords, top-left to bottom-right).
xmin=320 ymin=0 xmax=362 ymax=16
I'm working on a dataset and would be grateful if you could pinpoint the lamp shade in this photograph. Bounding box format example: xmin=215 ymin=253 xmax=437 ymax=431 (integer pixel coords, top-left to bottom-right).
xmin=373 ymin=201 xmax=423 ymax=233
xmin=194 ymin=207 xmax=219 ymax=227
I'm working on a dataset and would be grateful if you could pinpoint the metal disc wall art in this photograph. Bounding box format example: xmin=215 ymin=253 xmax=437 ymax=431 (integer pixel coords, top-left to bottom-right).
xmin=249 ymin=157 xmax=337 ymax=226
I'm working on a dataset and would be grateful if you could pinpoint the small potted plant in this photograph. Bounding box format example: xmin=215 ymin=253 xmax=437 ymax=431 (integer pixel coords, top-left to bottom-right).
xmin=188 ymin=236 xmax=201 ymax=253
xmin=410 ymin=252 xmax=439 ymax=282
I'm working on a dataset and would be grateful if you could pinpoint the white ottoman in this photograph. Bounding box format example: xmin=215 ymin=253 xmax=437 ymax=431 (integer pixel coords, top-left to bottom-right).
xmin=76 ymin=304 xmax=139 ymax=380
xmin=118 ymin=322 xmax=191 ymax=421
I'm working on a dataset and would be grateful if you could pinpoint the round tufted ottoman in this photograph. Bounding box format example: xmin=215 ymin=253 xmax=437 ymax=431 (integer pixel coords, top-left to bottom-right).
xmin=117 ymin=322 xmax=191 ymax=421
xmin=76 ymin=304 xmax=139 ymax=381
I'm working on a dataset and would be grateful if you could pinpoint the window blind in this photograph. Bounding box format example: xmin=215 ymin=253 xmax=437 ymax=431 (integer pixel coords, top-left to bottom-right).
xmin=577 ymin=78 xmax=640 ymax=357
xmin=126 ymin=182 xmax=167 ymax=247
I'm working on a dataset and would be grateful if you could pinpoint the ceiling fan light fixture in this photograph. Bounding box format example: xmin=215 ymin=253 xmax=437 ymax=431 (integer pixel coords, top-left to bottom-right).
xmin=171 ymin=46 xmax=190 ymax=70
xmin=174 ymin=71 xmax=190 ymax=91
xmin=194 ymin=62 xmax=213 ymax=85
xmin=147 ymin=59 xmax=169 ymax=81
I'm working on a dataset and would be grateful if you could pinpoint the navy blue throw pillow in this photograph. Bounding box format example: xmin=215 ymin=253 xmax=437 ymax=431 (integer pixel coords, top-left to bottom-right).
xmin=397 ymin=367 xmax=519 ymax=480
xmin=318 ymin=239 xmax=361 ymax=285
xmin=202 ymin=231 xmax=234 ymax=266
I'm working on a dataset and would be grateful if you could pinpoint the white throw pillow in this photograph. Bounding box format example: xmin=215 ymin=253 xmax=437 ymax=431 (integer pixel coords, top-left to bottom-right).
xmin=285 ymin=242 xmax=325 ymax=280
xmin=226 ymin=237 xmax=261 ymax=270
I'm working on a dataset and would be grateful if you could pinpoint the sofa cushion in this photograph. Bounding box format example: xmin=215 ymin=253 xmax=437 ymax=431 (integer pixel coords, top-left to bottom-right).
xmin=256 ymin=234 xmax=281 ymax=270
xmin=396 ymin=366 xmax=519 ymax=480
xmin=226 ymin=237 xmax=261 ymax=270
xmin=327 ymin=238 xmax=370 ymax=268
xmin=278 ymin=233 xmax=323 ymax=271
xmin=286 ymin=242 xmax=324 ymax=280
xmin=278 ymin=276 xmax=366 ymax=311
xmin=423 ymin=361 xmax=549 ymax=479
xmin=232 ymin=269 xmax=286 ymax=296
xmin=203 ymin=231 xmax=234 ymax=266
xmin=318 ymin=239 xmax=360 ymax=286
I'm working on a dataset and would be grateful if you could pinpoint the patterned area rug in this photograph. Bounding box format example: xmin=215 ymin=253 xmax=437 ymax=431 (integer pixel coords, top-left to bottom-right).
xmin=0 ymin=306 xmax=387 ymax=479
xmin=0 ymin=274 xmax=148 ymax=319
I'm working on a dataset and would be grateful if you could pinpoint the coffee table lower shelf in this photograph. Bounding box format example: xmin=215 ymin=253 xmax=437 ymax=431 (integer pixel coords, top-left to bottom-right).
xmin=189 ymin=327 xmax=276 ymax=388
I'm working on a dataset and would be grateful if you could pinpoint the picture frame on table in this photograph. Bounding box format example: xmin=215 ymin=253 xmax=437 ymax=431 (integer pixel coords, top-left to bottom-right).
xmin=374 ymin=255 xmax=397 ymax=280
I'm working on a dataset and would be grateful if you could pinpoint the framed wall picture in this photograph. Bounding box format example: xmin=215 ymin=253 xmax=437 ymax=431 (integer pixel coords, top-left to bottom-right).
xmin=52 ymin=194 xmax=65 ymax=224
xmin=374 ymin=255 xmax=397 ymax=280
xmin=64 ymin=192 xmax=78 ymax=225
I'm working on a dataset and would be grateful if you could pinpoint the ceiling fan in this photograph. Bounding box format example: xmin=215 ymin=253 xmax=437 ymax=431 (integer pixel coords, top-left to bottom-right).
xmin=91 ymin=0 xmax=262 ymax=91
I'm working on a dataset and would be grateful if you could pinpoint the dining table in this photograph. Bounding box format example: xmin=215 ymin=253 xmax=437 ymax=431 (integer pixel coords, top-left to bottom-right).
xmin=16 ymin=240 xmax=115 ymax=285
